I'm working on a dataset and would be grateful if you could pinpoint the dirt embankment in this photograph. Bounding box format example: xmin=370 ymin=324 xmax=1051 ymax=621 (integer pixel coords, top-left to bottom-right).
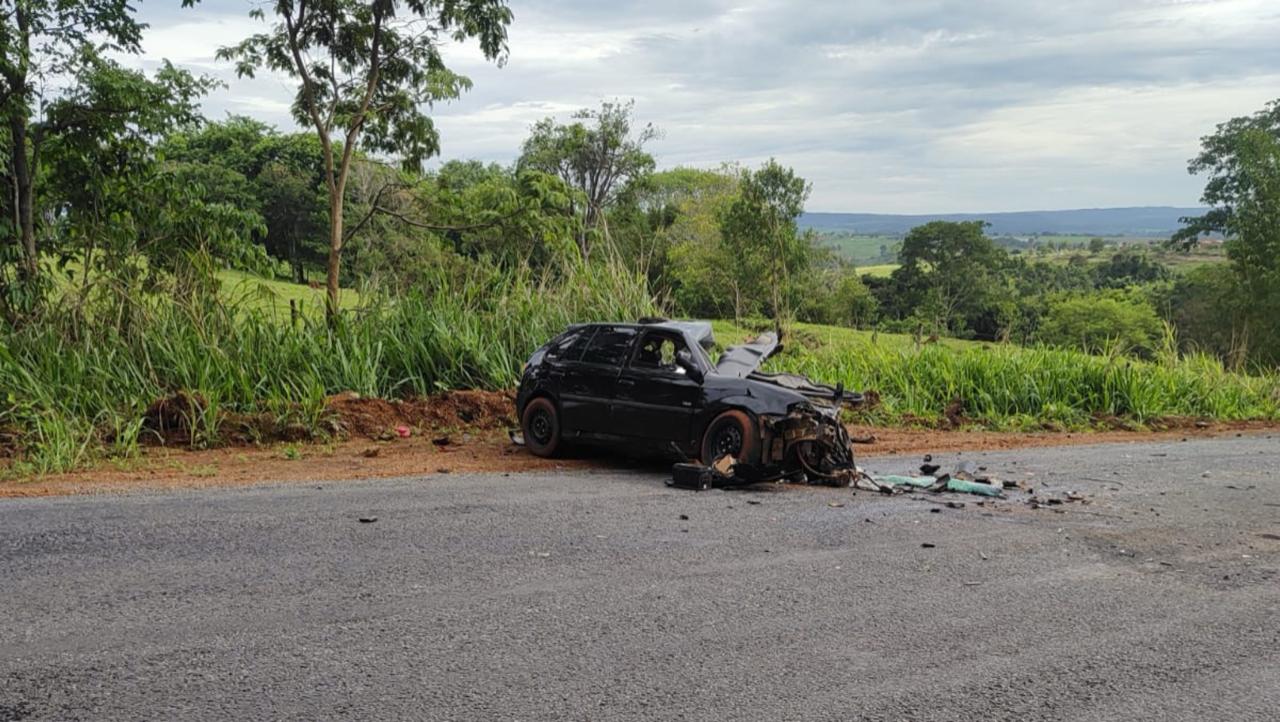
xmin=3 ymin=392 xmax=1277 ymax=498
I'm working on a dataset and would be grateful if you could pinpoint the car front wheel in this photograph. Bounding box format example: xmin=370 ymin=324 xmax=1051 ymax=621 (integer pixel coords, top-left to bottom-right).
xmin=700 ymin=409 xmax=760 ymax=466
xmin=521 ymin=397 xmax=562 ymax=458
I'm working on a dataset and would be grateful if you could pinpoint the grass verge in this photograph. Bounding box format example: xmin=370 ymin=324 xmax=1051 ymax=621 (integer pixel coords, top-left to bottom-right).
xmin=713 ymin=321 xmax=1280 ymax=430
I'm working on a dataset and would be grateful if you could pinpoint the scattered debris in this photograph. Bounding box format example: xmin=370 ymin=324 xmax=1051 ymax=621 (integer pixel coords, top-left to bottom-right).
xmin=921 ymin=542 xmax=936 ymax=548
xmin=711 ymin=454 xmax=735 ymax=477
xmin=1259 ymin=533 xmax=1280 ymax=541
xmin=361 ymin=447 xmax=380 ymax=458
xmin=828 ymin=501 xmax=845 ymax=508
xmin=679 ymin=514 xmax=690 ymax=520
xmin=396 ymin=425 xmax=412 ymax=438
xmin=669 ymin=462 xmax=718 ymax=491
xmin=358 ymin=516 xmax=378 ymax=523
xmin=432 ymin=436 xmax=452 ymax=447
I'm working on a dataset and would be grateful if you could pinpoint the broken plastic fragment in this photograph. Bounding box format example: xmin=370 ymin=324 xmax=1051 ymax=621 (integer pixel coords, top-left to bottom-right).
xmin=945 ymin=478 xmax=1005 ymax=497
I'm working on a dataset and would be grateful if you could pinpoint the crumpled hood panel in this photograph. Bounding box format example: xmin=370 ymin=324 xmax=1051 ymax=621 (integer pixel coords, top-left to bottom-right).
xmin=713 ymin=331 xmax=780 ymax=378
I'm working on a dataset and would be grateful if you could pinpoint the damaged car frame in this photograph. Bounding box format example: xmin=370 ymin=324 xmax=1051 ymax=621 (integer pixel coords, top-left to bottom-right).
xmin=515 ymin=319 xmax=862 ymax=486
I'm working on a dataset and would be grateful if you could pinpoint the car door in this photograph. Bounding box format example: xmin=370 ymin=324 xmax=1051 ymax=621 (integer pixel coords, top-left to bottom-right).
xmin=559 ymin=325 xmax=637 ymax=437
xmin=612 ymin=330 xmax=701 ymax=443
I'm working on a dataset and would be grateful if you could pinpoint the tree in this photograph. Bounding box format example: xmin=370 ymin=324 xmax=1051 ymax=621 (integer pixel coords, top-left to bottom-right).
xmin=1092 ymin=249 xmax=1169 ymax=289
xmin=519 ymin=100 xmax=657 ymax=260
xmin=1175 ymin=102 xmax=1280 ymax=363
xmin=219 ymin=0 xmax=513 ymax=322
xmin=1174 ymin=100 xmax=1280 ymax=248
xmin=1088 ymin=237 xmax=1106 ymax=254
xmin=1038 ymin=293 xmax=1163 ymax=358
xmin=888 ymin=221 xmax=1007 ymax=336
xmin=612 ymin=166 xmax=738 ymax=299
xmin=665 ymin=170 xmax=747 ymax=317
xmin=719 ymin=159 xmax=812 ymax=323
xmin=162 ymin=119 xmax=333 ymax=282
xmin=0 ymin=0 xmax=169 ymax=297
xmin=39 ymin=55 xmax=261 ymax=302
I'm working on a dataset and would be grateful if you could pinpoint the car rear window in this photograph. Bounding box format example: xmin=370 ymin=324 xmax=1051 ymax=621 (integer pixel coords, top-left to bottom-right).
xmin=579 ymin=326 xmax=637 ymax=367
xmin=545 ymin=327 xmax=592 ymax=362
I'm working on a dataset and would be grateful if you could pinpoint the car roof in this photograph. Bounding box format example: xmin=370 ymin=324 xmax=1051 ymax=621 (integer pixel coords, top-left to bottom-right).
xmin=567 ymin=320 xmax=715 ymax=350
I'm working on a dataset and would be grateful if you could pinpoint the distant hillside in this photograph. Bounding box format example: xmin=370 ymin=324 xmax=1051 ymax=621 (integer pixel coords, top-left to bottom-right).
xmin=800 ymin=206 xmax=1205 ymax=237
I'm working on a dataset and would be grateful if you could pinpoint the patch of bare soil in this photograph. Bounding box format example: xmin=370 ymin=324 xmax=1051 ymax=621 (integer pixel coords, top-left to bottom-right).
xmin=3 ymin=415 xmax=1277 ymax=499
xmin=130 ymin=389 xmax=517 ymax=448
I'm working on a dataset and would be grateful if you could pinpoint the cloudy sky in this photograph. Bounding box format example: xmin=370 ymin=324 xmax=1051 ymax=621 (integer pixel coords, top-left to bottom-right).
xmin=131 ymin=0 xmax=1280 ymax=213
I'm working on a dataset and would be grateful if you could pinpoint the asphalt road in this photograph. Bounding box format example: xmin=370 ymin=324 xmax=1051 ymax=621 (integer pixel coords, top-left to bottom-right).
xmin=2 ymin=436 xmax=1279 ymax=721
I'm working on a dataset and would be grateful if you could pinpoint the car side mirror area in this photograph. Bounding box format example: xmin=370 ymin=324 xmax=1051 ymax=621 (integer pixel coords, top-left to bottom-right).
xmin=676 ymin=349 xmax=705 ymax=383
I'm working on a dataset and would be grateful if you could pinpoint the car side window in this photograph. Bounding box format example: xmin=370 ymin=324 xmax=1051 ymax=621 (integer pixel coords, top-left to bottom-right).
xmin=545 ymin=327 xmax=592 ymax=363
xmin=579 ymin=326 xmax=637 ymax=367
xmin=631 ymin=332 xmax=686 ymax=373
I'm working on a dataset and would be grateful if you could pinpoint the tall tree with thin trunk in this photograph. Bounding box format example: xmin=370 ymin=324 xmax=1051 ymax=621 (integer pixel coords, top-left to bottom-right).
xmin=219 ymin=0 xmax=512 ymax=323
xmin=0 ymin=0 xmax=151 ymax=291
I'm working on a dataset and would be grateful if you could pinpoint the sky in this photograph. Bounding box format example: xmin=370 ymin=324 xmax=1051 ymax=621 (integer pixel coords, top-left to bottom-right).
xmin=130 ymin=0 xmax=1280 ymax=213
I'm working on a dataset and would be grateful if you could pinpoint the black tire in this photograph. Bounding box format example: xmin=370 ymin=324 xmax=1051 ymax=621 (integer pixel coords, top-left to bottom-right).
xmin=700 ymin=409 xmax=760 ymax=466
xmin=521 ymin=397 xmax=561 ymax=458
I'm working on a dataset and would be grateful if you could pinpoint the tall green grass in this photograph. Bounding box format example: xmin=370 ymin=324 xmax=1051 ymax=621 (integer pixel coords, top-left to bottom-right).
xmin=725 ymin=322 xmax=1280 ymax=429
xmin=0 ymin=261 xmax=655 ymax=473
xmin=5 ymin=269 xmax=1279 ymax=475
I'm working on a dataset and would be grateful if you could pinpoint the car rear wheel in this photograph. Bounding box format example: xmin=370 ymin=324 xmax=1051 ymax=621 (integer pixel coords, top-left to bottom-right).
xmin=700 ymin=409 xmax=760 ymax=466
xmin=521 ymin=397 xmax=561 ymax=458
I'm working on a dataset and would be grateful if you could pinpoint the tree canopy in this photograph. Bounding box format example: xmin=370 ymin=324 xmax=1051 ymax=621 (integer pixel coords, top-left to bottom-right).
xmin=218 ymin=0 xmax=513 ymax=320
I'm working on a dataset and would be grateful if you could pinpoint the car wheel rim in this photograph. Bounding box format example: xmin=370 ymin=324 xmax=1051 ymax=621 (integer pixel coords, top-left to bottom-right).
xmin=712 ymin=424 xmax=743 ymax=459
xmin=529 ymin=409 xmax=554 ymax=445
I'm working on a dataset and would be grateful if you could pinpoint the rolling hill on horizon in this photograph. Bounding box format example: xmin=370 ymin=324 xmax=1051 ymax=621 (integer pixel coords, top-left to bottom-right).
xmin=800 ymin=206 xmax=1206 ymax=237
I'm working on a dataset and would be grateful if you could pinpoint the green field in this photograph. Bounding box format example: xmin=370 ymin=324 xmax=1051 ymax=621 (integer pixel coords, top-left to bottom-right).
xmin=856 ymin=264 xmax=899 ymax=277
xmin=817 ymin=233 xmax=897 ymax=262
xmin=217 ymin=270 xmax=364 ymax=318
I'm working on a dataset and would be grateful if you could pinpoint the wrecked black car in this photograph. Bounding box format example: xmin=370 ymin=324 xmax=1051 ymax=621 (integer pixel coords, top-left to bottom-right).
xmin=514 ymin=319 xmax=862 ymax=486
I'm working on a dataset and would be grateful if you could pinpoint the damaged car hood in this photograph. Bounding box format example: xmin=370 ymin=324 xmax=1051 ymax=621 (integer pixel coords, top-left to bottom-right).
xmin=711 ymin=330 xmax=857 ymax=406
xmin=713 ymin=331 xmax=781 ymax=378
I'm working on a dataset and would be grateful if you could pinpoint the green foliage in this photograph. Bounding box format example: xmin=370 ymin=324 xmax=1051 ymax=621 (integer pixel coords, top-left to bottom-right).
xmin=715 ymin=321 xmax=1280 ymax=430
xmin=885 ymin=221 xmax=1012 ymax=338
xmin=219 ymin=0 xmax=511 ymax=172
xmin=161 ymin=118 xmax=330 ymax=282
xmin=719 ymin=159 xmax=813 ymax=322
xmin=794 ymin=270 xmax=878 ymax=328
xmin=617 ymin=166 xmax=738 ymax=303
xmin=1038 ymin=293 xmax=1164 ymax=357
xmin=217 ymin=0 xmax=514 ymax=319
xmin=519 ymin=100 xmax=657 ymax=259
xmin=39 ymin=56 xmax=266 ymax=302
xmin=1092 ymin=250 xmax=1170 ymax=289
xmin=1175 ymin=101 xmax=1280 ymax=368
xmin=1 ymin=0 xmax=159 ymax=314
xmin=1 ymin=260 xmax=654 ymax=472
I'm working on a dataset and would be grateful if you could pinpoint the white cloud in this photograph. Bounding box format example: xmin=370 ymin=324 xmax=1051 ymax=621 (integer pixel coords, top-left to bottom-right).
xmin=135 ymin=0 xmax=1280 ymax=212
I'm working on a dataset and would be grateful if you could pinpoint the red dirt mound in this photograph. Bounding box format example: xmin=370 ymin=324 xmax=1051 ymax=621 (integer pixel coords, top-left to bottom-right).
xmin=325 ymin=390 xmax=515 ymax=439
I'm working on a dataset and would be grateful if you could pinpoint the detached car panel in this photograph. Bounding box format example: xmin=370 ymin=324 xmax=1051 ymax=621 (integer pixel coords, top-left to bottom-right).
xmin=516 ymin=320 xmax=862 ymax=485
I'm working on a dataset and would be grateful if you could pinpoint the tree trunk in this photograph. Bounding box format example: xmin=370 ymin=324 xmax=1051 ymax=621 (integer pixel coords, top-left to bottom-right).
xmin=7 ymin=113 xmax=36 ymax=281
xmin=289 ymin=235 xmax=304 ymax=284
xmin=325 ymin=184 xmax=344 ymax=325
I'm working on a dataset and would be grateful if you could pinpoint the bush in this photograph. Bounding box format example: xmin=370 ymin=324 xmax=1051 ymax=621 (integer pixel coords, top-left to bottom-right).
xmin=1038 ymin=293 xmax=1164 ymax=357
